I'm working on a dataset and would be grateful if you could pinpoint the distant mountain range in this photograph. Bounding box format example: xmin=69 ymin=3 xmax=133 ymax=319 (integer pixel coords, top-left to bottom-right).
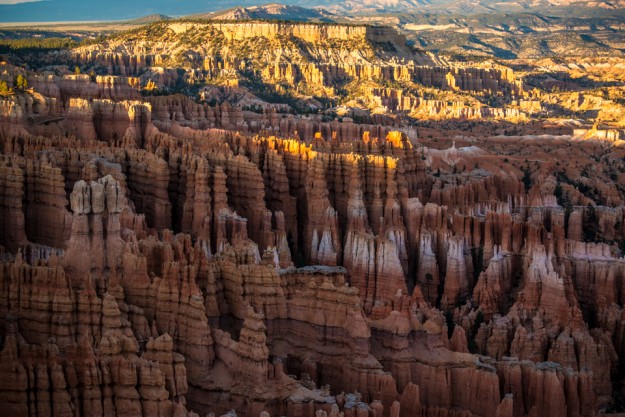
xmin=325 ymin=0 xmax=625 ymax=15
xmin=396 ymin=12 xmax=625 ymax=58
xmin=2 ymin=0 xmax=625 ymax=22
xmin=191 ymin=3 xmax=337 ymax=22
xmin=125 ymin=14 xmax=172 ymax=24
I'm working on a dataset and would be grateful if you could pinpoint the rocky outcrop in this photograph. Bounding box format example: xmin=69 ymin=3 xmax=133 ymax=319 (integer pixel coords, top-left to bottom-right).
xmin=63 ymin=175 xmax=125 ymax=290
xmin=0 ymin=156 xmax=27 ymax=251
xmin=441 ymin=235 xmax=470 ymax=310
xmin=305 ymin=156 xmax=341 ymax=266
xmin=472 ymin=247 xmax=514 ymax=319
xmin=24 ymin=154 xmax=73 ymax=249
xmin=64 ymin=98 xmax=152 ymax=146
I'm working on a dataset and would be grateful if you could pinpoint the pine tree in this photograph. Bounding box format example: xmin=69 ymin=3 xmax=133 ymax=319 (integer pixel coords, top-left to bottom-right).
xmin=144 ymin=80 xmax=157 ymax=91
xmin=15 ymin=74 xmax=28 ymax=90
xmin=0 ymin=80 xmax=13 ymax=96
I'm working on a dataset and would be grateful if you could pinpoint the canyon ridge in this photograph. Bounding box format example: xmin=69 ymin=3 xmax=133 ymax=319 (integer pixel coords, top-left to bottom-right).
xmin=1 ymin=14 xmax=625 ymax=417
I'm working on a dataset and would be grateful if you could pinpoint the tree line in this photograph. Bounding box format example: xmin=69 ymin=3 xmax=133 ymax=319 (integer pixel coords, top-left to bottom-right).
xmin=0 ymin=37 xmax=78 ymax=53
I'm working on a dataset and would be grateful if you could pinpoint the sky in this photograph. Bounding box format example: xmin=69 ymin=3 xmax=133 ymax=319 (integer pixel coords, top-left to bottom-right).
xmin=0 ymin=0 xmax=39 ymax=4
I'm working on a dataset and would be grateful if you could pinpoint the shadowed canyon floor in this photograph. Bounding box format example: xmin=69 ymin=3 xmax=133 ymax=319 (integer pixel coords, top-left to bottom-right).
xmin=1 ymin=20 xmax=625 ymax=417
